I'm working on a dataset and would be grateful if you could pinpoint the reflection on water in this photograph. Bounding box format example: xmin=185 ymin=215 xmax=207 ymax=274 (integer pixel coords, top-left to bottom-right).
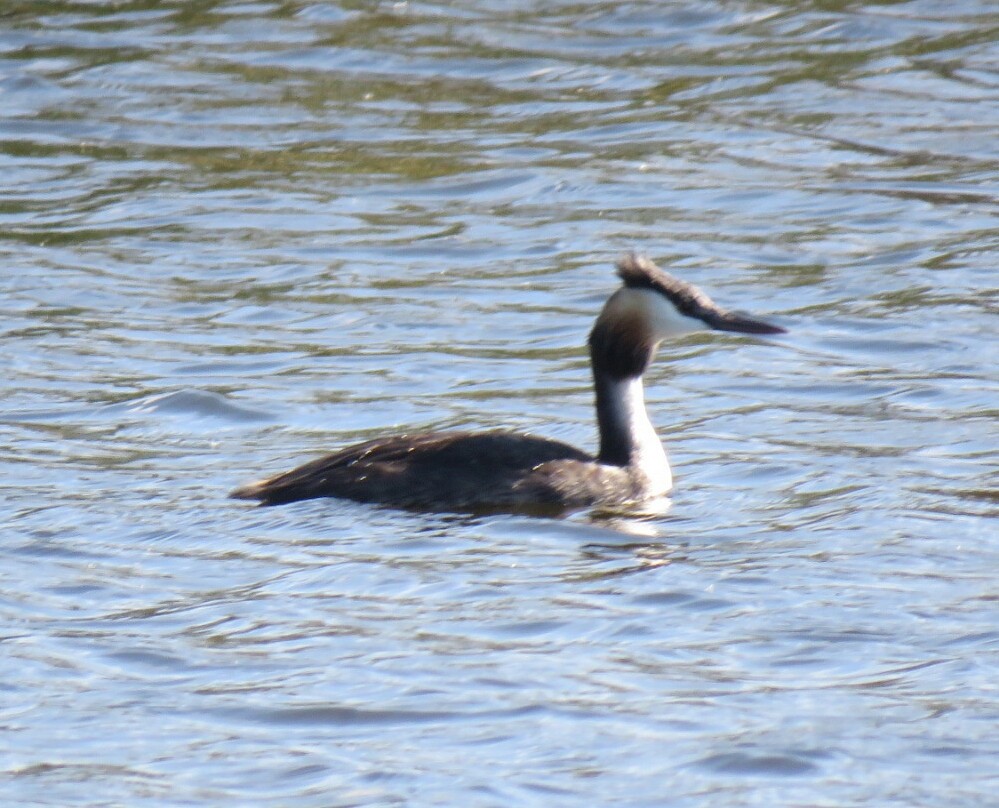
xmin=1 ymin=1 xmax=997 ymax=805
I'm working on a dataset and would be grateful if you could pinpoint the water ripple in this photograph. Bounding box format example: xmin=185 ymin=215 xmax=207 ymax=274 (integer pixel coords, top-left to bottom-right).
xmin=1 ymin=1 xmax=997 ymax=806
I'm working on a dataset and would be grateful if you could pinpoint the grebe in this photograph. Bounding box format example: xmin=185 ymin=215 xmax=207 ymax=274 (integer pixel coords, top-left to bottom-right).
xmin=231 ymin=255 xmax=785 ymax=513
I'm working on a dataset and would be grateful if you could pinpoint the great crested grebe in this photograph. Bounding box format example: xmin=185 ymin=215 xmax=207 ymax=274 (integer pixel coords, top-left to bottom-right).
xmin=231 ymin=255 xmax=785 ymax=513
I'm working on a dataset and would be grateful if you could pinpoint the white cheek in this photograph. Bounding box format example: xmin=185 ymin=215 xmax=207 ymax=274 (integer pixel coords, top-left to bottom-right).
xmin=599 ymin=287 xmax=705 ymax=341
xmin=643 ymin=290 xmax=703 ymax=338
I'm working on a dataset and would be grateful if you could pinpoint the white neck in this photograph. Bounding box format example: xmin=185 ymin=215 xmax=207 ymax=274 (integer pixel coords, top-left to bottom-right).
xmin=595 ymin=375 xmax=672 ymax=495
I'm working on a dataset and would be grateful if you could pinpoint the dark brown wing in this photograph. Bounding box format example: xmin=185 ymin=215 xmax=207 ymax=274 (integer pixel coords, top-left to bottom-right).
xmin=230 ymin=430 xmax=592 ymax=509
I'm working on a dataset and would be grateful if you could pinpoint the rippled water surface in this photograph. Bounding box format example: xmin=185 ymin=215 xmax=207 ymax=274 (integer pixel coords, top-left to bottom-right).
xmin=2 ymin=2 xmax=997 ymax=805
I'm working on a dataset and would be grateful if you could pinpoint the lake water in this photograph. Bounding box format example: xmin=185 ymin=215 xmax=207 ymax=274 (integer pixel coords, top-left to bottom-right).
xmin=2 ymin=2 xmax=997 ymax=805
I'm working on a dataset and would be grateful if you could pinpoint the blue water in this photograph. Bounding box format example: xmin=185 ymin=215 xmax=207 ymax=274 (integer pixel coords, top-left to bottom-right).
xmin=1 ymin=2 xmax=997 ymax=805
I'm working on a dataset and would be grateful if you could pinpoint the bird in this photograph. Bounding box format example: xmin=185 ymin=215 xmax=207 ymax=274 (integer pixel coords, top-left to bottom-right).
xmin=231 ymin=254 xmax=785 ymax=514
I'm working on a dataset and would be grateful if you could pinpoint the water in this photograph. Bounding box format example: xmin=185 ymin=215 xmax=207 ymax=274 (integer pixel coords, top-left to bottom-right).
xmin=2 ymin=2 xmax=997 ymax=805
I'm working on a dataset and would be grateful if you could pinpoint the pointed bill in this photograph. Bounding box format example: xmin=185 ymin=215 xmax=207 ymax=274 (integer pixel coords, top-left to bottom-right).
xmin=700 ymin=308 xmax=786 ymax=335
